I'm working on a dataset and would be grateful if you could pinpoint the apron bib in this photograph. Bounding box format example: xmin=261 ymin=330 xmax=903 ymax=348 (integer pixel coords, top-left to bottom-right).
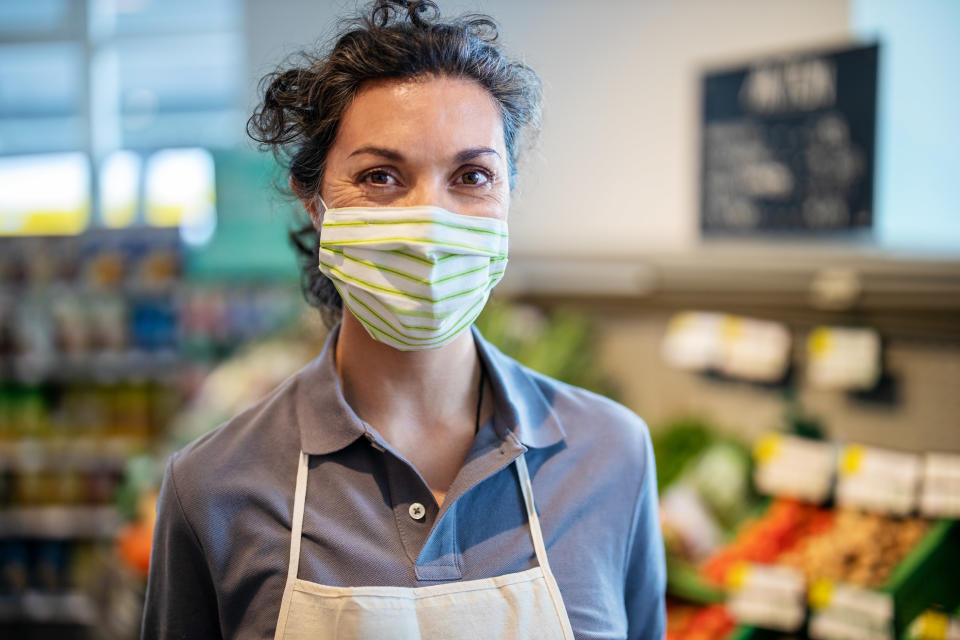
xmin=273 ymin=450 xmax=575 ymax=640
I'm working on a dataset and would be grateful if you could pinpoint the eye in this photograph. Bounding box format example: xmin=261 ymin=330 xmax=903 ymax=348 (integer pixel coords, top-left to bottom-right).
xmin=456 ymin=167 xmax=493 ymax=186
xmin=360 ymin=169 xmax=398 ymax=186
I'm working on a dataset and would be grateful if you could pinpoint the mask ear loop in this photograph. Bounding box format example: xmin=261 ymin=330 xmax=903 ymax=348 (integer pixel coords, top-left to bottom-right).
xmin=316 ymin=197 xmax=329 ymax=228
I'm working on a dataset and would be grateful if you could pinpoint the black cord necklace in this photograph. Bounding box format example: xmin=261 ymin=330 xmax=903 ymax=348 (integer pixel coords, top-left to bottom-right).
xmin=474 ymin=364 xmax=485 ymax=435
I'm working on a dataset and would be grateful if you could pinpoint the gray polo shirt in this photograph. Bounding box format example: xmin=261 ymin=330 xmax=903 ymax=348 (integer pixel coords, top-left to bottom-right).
xmin=141 ymin=324 xmax=665 ymax=639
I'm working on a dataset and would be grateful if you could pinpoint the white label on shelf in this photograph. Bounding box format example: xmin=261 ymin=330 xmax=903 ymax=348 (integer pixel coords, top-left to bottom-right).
xmin=660 ymin=312 xmax=791 ymax=383
xmin=809 ymin=580 xmax=893 ymax=640
xmin=836 ymin=444 xmax=921 ymax=515
xmin=661 ymin=312 xmax=725 ymax=371
xmin=754 ymin=433 xmax=836 ymax=502
xmin=920 ymin=452 xmax=960 ymax=519
xmin=726 ymin=563 xmax=806 ymax=632
xmin=806 ymin=326 xmax=881 ymax=391
xmin=716 ymin=316 xmax=792 ymax=383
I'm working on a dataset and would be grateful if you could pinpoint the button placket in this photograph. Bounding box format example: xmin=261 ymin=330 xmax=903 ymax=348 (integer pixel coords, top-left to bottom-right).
xmin=380 ymin=451 xmax=437 ymax=567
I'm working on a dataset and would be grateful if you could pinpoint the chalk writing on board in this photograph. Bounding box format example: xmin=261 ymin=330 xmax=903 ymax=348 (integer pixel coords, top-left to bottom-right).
xmin=701 ymin=44 xmax=878 ymax=234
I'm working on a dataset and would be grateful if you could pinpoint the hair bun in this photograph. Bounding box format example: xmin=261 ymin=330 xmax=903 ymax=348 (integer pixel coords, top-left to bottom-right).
xmin=370 ymin=0 xmax=440 ymax=29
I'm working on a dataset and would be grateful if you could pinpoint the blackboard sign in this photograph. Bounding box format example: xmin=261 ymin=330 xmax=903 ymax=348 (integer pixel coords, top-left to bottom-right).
xmin=700 ymin=43 xmax=878 ymax=234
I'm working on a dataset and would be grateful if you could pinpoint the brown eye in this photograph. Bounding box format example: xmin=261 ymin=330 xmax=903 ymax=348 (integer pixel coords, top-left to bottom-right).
xmin=458 ymin=169 xmax=491 ymax=186
xmin=365 ymin=170 xmax=394 ymax=185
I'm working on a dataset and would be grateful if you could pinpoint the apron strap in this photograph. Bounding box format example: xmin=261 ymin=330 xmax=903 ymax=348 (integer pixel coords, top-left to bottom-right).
xmin=274 ymin=450 xmax=310 ymax=640
xmin=514 ymin=453 xmax=576 ymax=640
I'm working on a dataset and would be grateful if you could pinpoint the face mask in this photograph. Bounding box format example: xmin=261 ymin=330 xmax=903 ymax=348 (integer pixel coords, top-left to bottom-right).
xmin=317 ymin=203 xmax=508 ymax=351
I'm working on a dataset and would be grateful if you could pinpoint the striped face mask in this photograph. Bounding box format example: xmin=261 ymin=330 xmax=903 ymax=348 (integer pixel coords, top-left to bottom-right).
xmin=317 ymin=204 xmax=508 ymax=351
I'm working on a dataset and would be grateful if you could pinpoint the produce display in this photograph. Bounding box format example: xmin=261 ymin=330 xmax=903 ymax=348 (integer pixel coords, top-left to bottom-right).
xmin=699 ymin=498 xmax=834 ymax=586
xmin=655 ymin=413 xmax=959 ymax=640
xmin=777 ymin=509 xmax=929 ymax=588
xmin=656 ymin=418 xmax=761 ymax=570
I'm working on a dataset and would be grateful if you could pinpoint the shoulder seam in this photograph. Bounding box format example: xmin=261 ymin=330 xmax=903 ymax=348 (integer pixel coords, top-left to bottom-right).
xmin=167 ymin=450 xmax=210 ymax=558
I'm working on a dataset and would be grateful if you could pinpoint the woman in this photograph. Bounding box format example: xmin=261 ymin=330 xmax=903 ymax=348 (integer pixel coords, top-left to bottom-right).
xmin=142 ymin=1 xmax=665 ymax=638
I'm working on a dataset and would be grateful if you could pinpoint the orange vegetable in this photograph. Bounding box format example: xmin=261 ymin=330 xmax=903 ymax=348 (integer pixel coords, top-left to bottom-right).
xmin=116 ymin=520 xmax=154 ymax=577
xmin=667 ymin=604 xmax=736 ymax=640
xmin=700 ymin=498 xmax=835 ymax=586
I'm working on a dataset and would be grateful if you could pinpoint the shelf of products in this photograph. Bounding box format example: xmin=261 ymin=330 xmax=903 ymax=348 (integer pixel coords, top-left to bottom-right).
xmin=657 ymin=416 xmax=960 ymax=640
xmin=0 ymin=229 xmax=303 ymax=637
xmin=0 ymin=230 xmax=181 ymax=637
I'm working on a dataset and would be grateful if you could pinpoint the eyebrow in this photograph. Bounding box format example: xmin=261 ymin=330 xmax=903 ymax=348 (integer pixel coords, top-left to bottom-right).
xmin=348 ymin=146 xmax=404 ymax=161
xmin=454 ymin=146 xmax=501 ymax=163
xmin=347 ymin=146 xmax=502 ymax=163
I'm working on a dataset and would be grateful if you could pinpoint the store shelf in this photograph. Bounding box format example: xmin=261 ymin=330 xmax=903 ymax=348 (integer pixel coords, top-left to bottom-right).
xmin=3 ymin=350 xmax=182 ymax=384
xmin=0 ymin=590 xmax=97 ymax=625
xmin=500 ymin=248 xmax=960 ymax=340
xmin=0 ymin=506 xmax=122 ymax=539
xmin=504 ymin=247 xmax=960 ymax=306
xmin=0 ymin=230 xmax=183 ymax=636
xmin=0 ymin=437 xmax=146 ymax=472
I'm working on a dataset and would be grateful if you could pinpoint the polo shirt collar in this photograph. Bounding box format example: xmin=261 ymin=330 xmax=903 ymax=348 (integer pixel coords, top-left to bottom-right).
xmin=295 ymin=324 xmax=368 ymax=455
xmin=294 ymin=323 xmax=567 ymax=456
xmin=470 ymin=325 xmax=567 ymax=449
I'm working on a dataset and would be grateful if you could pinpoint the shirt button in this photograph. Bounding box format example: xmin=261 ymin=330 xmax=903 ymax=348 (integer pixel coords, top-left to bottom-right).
xmin=408 ymin=502 xmax=426 ymax=521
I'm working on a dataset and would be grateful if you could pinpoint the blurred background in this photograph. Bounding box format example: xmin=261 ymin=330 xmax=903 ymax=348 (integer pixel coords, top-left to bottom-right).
xmin=0 ymin=0 xmax=958 ymax=638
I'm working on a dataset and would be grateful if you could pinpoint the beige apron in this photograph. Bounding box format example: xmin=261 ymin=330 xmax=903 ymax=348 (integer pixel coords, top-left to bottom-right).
xmin=273 ymin=450 xmax=576 ymax=639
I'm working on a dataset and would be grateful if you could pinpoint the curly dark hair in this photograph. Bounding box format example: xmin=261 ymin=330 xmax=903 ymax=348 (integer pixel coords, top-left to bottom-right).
xmin=247 ymin=0 xmax=543 ymax=324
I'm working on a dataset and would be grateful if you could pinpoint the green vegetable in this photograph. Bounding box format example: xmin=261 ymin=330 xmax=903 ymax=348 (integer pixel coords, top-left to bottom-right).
xmin=651 ymin=417 xmax=713 ymax=493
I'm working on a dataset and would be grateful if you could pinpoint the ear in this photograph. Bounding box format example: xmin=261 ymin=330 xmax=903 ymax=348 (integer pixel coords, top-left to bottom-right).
xmin=303 ymin=198 xmax=323 ymax=230
xmin=292 ymin=176 xmax=324 ymax=230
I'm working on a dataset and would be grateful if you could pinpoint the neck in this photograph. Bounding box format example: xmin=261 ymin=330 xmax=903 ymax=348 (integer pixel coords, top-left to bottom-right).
xmin=335 ymin=310 xmax=483 ymax=446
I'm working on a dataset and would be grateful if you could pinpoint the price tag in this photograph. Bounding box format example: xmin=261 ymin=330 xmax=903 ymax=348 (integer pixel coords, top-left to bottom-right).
xmin=808 ymin=579 xmax=893 ymax=640
xmin=717 ymin=316 xmax=791 ymax=383
xmin=660 ymin=312 xmax=790 ymax=383
xmin=919 ymin=453 xmax=960 ymax=519
xmin=836 ymin=444 xmax=921 ymax=515
xmin=907 ymin=610 xmax=960 ymax=640
xmin=661 ymin=312 xmax=724 ymax=372
xmin=754 ymin=433 xmax=835 ymax=502
xmin=806 ymin=327 xmax=881 ymax=391
xmin=726 ymin=562 xmax=806 ymax=632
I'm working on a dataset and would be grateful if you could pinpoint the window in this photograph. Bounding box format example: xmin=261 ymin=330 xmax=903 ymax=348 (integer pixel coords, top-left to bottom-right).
xmin=852 ymin=0 xmax=960 ymax=255
xmin=0 ymin=0 xmax=243 ymax=237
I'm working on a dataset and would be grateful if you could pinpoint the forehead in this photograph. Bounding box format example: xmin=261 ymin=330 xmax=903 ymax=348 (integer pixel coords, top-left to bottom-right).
xmin=335 ymin=75 xmax=505 ymax=156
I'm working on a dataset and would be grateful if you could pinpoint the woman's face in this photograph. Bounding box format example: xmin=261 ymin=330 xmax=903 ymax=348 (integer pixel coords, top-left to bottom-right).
xmin=319 ymin=75 xmax=509 ymax=222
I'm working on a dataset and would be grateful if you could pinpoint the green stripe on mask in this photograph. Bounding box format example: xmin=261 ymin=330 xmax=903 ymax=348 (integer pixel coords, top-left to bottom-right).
xmin=322 ymin=218 xmax=507 ymax=238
